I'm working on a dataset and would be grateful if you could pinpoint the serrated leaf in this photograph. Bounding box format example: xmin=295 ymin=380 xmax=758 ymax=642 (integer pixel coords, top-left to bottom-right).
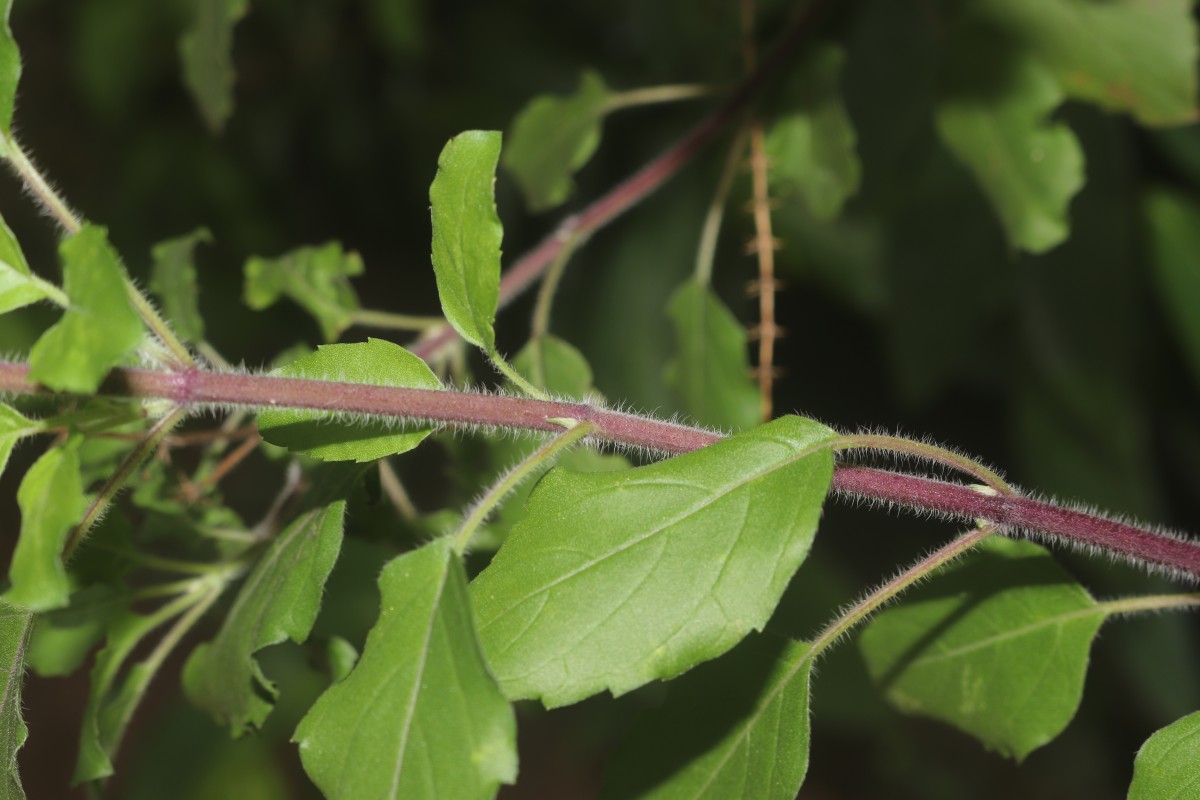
xmin=470 ymin=415 xmax=836 ymax=707
xmin=430 ymin=131 xmax=503 ymax=352
xmin=973 ymin=0 xmax=1198 ymax=126
xmin=0 ymin=214 xmax=46 ymax=316
xmin=0 ymin=0 xmax=19 ymax=141
xmin=0 ymin=404 xmax=37 ymax=484
xmin=665 ymin=280 xmax=760 ymax=432
xmin=512 ymin=334 xmax=594 ymax=398
xmin=27 ymin=226 xmax=144 ymax=393
xmin=503 ymin=70 xmax=611 ymax=212
xmin=0 ymin=605 xmax=32 ymax=800
xmin=150 ymin=228 xmax=211 ymax=342
xmin=179 ymin=0 xmax=249 ymax=133
xmin=6 ymin=442 xmax=87 ymax=611
xmin=257 ymin=338 xmax=442 ymax=462
xmin=243 ymin=242 xmax=364 ymax=342
xmin=1143 ymin=189 xmax=1200 ymax=389
xmin=295 ymin=539 xmax=516 ymax=799
xmin=602 ymin=636 xmax=814 ymax=800
xmin=935 ymin=28 xmax=1084 ymax=253
xmin=859 ymin=537 xmax=1103 ymax=760
xmin=1127 ymin=711 xmax=1200 ymax=800
xmin=765 ymin=45 xmax=860 ymax=221
xmin=183 ymin=491 xmax=350 ymax=734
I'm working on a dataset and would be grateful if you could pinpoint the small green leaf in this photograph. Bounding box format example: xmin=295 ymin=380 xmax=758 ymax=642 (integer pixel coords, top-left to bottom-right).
xmin=665 ymin=280 xmax=760 ymax=432
xmin=512 ymin=334 xmax=594 ymax=398
xmin=765 ymin=45 xmax=860 ymax=221
xmin=602 ymin=636 xmax=814 ymax=800
xmin=1143 ymin=189 xmax=1200 ymax=389
xmin=295 ymin=539 xmax=516 ymax=799
xmin=430 ymin=131 xmax=503 ymax=353
xmin=150 ymin=228 xmax=211 ymax=342
xmin=27 ymin=226 xmax=144 ymax=393
xmin=0 ymin=0 xmax=19 ymax=140
xmin=0 ymin=404 xmax=38 ymax=484
xmin=6 ymin=442 xmax=87 ymax=612
xmin=1127 ymin=711 xmax=1200 ymax=800
xmin=0 ymin=214 xmax=47 ymax=316
xmin=179 ymin=0 xmax=249 ymax=133
xmin=324 ymin=636 xmax=357 ymax=685
xmin=183 ymin=492 xmax=350 ymax=734
xmin=859 ymin=537 xmax=1103 ymax=760
xmin=27 ymin=586 xmax=124 ymax=677
xmin=504 ymin=71 xmax=612 ymax=212
xmin=0 ymin=604 xmax=32 ymax=800
xmin=935 ymin=28 xmax=1084 ymax=253
xmin=471 ymin=415 xmax=836 ymax=707
xmin=257 ymin=338 xmax=442 ymax=462
xmin=243 ymin=241 xmax=364 ymax=342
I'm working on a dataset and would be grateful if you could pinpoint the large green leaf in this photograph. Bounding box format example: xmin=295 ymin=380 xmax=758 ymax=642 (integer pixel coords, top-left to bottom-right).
xmin=602 ymin=636 xmax=814 ymax=800
xmin=257 ymin=338 xmax=442 ymax=462
xmin=0 ymin=0 xmax=18 ymax=140
xmin=765 ymin=45 xmax=860 ymax=221
xmin=5 ymin=442 xmax=87 ymax=612
xmin=858 ymin=537 xmax=1103 ymax=760
xmin=504 ymin=70 xmax=612 ymax=212
xmin=0 ymin=605 xmax=32 ymax=800
xmin=150 ymin=228 xmax=211 ymax=342
xmin=470 ymin=415 xmax=836 ymax=707
xmin=935 ymin=27 xmax=1084 ymax=253
xmin=183 ymin=495 xmax=348 ymax=734
xmin=1143 ymin=189 xmax=1200 ymax=389
xmin=295 ymin=539 xmax=516 ymax=799
xmin=665 ymin=280 xmax=760 ymax=432
xmin=430 ymin=131 xmax=503 ymax=352
xmin=27 ymin=226 xmax=144 ymax=393
xmin=243 ymin=241 xmax=364 ymax=342
xmin=179 ymin=0 xmax=249 ymax=133
xmin=0 ymin=214 xmax=46 ymax=316
xmin=973 ymin=0 xmax=1198 ymax=126
xmin=1127 ymin=711 xmax=1200 ymax=800
xmin=0 ymin=404 xmax=37 ymax=484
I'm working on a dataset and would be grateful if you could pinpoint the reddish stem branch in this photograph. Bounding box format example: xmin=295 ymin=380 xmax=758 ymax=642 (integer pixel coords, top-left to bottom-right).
xmin=3 ymin=360 xmax=1198 ymax=580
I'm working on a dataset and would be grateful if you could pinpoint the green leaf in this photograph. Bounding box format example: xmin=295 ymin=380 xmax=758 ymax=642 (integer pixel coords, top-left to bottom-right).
xmin=1143 ymin=189 xmax=1200 ymax=390
xmin=602 ymin=636 xmax=814 ymax=800
xmin=430 ymin=130 xmax=503 ymax=352
xmin=512 ymin=334 xmax=594 ymax=398
xmin=0 ymin=605 xmax=32 ymax=800
xmin=973 ymin=0 xmax=1199 ymax=126
xmin=183 ymin=493 xmax=349 ymax=734
xmin=150 ymin=228 xmax=211 ymax=342
xmin=471 ymin=415 xmax=836 ymax=707
xmin=0 ymin=0 xmax=19 ymax=140
xmin=665 ymin=280 xmax=761 ymax=432
xmin=0 ymin=404 xmax=37 ymax=484
xmin=858 ymin=537 xmax=1103 ymax=760
xmin=1127 ymin=711 xmax=1200 ymax=800
xmin=324 ymin=636 xmax=357 ymax=685
xmin=0 ymin=214 xmax=47 ymax=316
xmin=27 ymin=586 xmax=124 ymax=677
xmin=295 ymin=539 xmax=516 ymax=799
xmin=27 ymin=226 xmax=144 ymax=393
xmin=503 ymin=71 xmax=612 ymax=212
xmin=765 ymin=45 xmax=860 ymax=221
xmin=243 ymin=241 xmax=364 ymax=342
xmin=179 ymin=0 xmax=249 ymax=133
xmin=257 ymin=338 xmax=442 ymax=462
xmin=935 ymin=27 xmax=1084 ymax=253
xmin=6 ymin=442 xmax=87 ymax=612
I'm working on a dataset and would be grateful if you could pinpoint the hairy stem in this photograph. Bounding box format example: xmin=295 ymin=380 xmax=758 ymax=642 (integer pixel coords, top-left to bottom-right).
xmin=603 ymin=83 xmax=719 ymax=113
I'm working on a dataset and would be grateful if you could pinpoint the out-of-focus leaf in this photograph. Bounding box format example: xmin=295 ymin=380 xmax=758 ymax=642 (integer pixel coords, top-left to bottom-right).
xmin=935 ymin=27 xmax=1084 ymax=253
xmin=363 ymin=0 xmax=425 ymax=58
xmin=179 ymin=0 xmax=249 ymax=133
xmin=504 ymin=70 xmax=611 ymax=212
xmin=257 ymin=338 xmax=442 ymax=462
xmin=665 ymin=280 xmax=760 ymax=432
xmin=471 ymin=416 xmax=835 ymax=707
xmin=323 ymin=637 xmax=357 ymax=685
xmin=766 ymin=45 xmax=860 ymax=221
xmin=27 ymin=226 xmax=144 ymax=393
xmin=1143 ymin=188 xmax=1200 ymax=389
xmin=0 ymin=214 xmax=46 ymax=316
xmin=602 ymin=636 xmax=814 ymax=800
xmin=859 ymin=537 xmax=1103 ymax=760
xmin=183 ymin=492 xmax=350 ymax=735
xmin=27 ymin=585 xmax=125 ymax=677
xmin=973 ymin=0 xmax=1198 ymax=126
xmin=0 ymin=604 xmax=31 ymax=800
xmin=512 ymin=334 xmax=594 ymax=398
xmin=243 ymin=242 xmax=364 ymax=342
xmin=430 ymin=131 xmax=503 ymax=353
xmin=150 ymin=228 xmax=211 ymax=342
xmin=295 ymin=539 xmax=516 ymax=799
xmin=1127 ymin=711 xmax=1200 ymax=800
xmin=5 ymin=441 xmax=87 ymax=612
xmin=0 ymin=404 xmax=37 ymax=484
xmin=0 ymin=0 xmax=17 ymax=142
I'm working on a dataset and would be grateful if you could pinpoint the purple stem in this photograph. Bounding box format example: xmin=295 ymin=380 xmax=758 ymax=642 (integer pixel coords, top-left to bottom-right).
xmin=3 ymin=360 xmax=1198 ymax=580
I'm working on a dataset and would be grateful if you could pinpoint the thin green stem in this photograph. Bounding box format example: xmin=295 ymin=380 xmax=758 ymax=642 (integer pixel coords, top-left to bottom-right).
xmin=4 ymin=137 xmax=83 ymax=233
xmin=452 ymin=420 xmax=594 ymax=555
xmin=125 ymin=282 xmax=195 ymax=369
xmin=531 ymin=231 xmax=585 ymax=342
xmin=349 ymin=308 xmax=446 ymax=332
xmin=93 ymin=545 xmax=240 ymax=576
xmin=379 ymin=458 xmax=418 ymax=521
xmin=1096 ymin=593 xmax=1200 ymax=617
xmin=489 ymin=349 xmax=551 ymax=400
xmin=196 ymin=341 xmax=233 ymax=372
xmin=834 ymin=433 xmax=1013 ymax=495
xmin=694 ymin=125 xmax=749 ymax=287
xmin=29 ymin=273 xmax=68 ymax=307
xmin=603 ymin=83 xmax=720 ymax=113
